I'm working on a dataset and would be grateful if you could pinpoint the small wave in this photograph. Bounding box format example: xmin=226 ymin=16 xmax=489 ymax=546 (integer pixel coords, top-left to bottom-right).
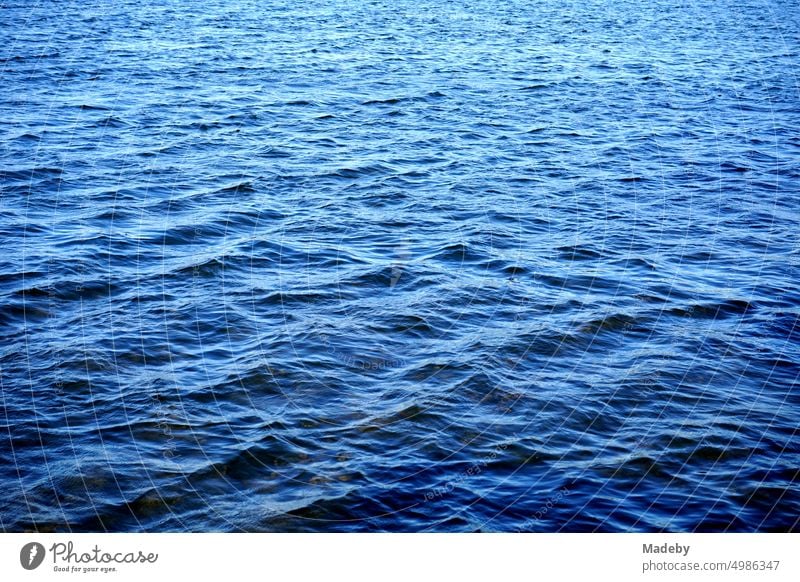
xmin=667 ymin=299 xmax=755 ymax=320
xmin=215 ymin=180 xmax=257 ymax=194
xmin=12 ymin=132 xmax=41 ymax=142
xmin=258 ymin=289 xmax=336 ymax=306
xmin=363 ymin=95 xmax=420 ymax=106
xmin=423 ymin=241 xmax=485 ymax=263
xmin=90 ymin=115 xmax=130 ymax=128
xmin=557 ymin=244 xmax=604 ymax=260
xmin=173 ymin=256 xmax=230 ymax=277
xmin=577 ymin=313 xmax=642 ymax=334
xmin=520 ymin=83 xmax=550 ymax=91
xmin=1 ymin=167 xmax=63 ymax=181
xmin=719 ymin=161 xmax=749 ymax=173
xmin=323 ymin=164 xmax=395 ymax=179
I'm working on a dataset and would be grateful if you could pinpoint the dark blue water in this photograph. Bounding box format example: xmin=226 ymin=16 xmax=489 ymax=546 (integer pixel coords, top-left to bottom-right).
xmin=2 ymin=0 xmax=799 ymax=532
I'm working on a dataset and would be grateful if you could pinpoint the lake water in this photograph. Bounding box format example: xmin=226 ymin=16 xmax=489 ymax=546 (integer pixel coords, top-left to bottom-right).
xmin=1 ymin=0 xmax=799 ymax=532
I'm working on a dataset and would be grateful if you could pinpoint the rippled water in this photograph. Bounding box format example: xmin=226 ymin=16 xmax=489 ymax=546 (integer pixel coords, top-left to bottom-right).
xmin=1 ymin=0 xmax=799 ymax=532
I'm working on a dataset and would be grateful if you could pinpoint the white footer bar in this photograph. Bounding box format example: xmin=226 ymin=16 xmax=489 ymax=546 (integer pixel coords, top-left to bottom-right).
xmin=1 ymin=533 xmax=796 ymax=581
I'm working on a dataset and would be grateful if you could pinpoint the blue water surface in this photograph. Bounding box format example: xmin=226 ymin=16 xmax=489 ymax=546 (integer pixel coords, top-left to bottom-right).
xmin=1 ymin=0 xmax=799 ymax=531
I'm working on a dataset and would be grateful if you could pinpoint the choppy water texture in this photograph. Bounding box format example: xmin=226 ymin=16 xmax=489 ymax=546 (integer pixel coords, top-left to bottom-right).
xmin=2 ymin=0 xmax=799 ymax=532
